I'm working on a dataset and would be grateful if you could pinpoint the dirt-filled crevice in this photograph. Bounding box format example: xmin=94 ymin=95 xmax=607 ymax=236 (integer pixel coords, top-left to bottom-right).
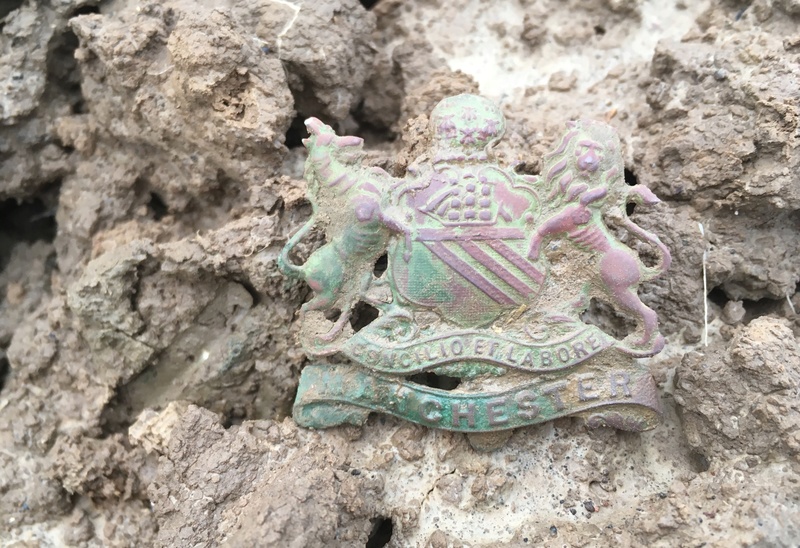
xmin=45 ymin=27 xmax=87 ymax=114
xmin=349 ymin=301 xmax=379 ymax=332
xmin=0 ymin=0 xmax=24 ymax=22
xmin=688 ymin=450 xmax=711 ymax=473
xmin=707 ymin=286 xmax=730 ymax=308
xmin=360 ymin=0 xmax=381 ymax=10
xmin=98 ymin=385 xmax=142 ymax=437
xmin=285 ymin=113 xmax=310 ymax=149
xmin=407 ymin=372 xmax=462 ymax=391
xmin=0 ymin=353 xmax=9 ymax=394
xmin=288 ymin=107 xmax=397 ymax=151
xmin=0 ymin=186 xmax=59 ymax=269
xmin=365 ymin=516 xmax=393 ymax=548
xmin=147 ymin=192 xmax=168 ymax=221
xmin=623 ymin=167 xmax=638 ymax=186
xmin=740 ymin=296 xmax=792 ymax=323
xmin=580 ymin=297 xmax=635 ymax=340
xmin=708 ymin=284 xmax=797 ymax=325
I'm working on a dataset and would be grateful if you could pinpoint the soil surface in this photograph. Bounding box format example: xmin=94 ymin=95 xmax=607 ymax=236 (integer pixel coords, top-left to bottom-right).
xmin=1 ymin=0 xmax=799 ymax=546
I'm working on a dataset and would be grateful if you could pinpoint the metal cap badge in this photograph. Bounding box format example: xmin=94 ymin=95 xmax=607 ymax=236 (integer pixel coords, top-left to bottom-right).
xmin=279 ymin=94 xmax=670 ymax=437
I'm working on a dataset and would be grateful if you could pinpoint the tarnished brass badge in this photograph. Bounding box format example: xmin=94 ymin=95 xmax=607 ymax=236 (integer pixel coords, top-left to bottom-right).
xmin=280 ymin=94 xmax=670 ymax=435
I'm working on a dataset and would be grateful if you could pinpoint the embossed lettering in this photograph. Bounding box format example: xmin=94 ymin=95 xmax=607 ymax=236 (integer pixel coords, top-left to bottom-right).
xmin=423 ymin=345 xmax=438 ymax=361
xmin=487 ymin=397 xmax=509 ymax=425
xmin=521 ymin=351 xmax=534 ymax=367
xmin=451 ymin=402 xmax=476 ymax=427
xmin=420 ymin=399 xmax=443 ymax=423
xmin=391 ymin=386 xmax=413 ymax=413
xmin=610 ymin=371 xmax=631 ymax=398
xmin=505 ymin=345 xmax=518 ymax=364
xmin=572 ymin=342 xmax=588 ymax=358
xmin=284 ymin=95 xmax=671 ymax=436
xmin=515 ymin=390 xmax=540 ymax=420
xmin=577 ymin=373 xmax=598 ymax=401
xmin=543 ymin=382 xmax=567 ymax=410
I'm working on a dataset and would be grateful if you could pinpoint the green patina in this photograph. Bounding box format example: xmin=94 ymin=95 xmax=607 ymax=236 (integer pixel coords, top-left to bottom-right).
xmin=294 ymin=364 xmax=661 ymax=433
xmin=278 ymin=94 xmax=671 ymax=437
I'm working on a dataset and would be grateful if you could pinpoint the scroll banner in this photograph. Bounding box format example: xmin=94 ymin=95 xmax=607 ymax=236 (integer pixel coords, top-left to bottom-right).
xmin=293 ymin=364 xmax=662 ymax=433
xmin=341 ymin=327 xmax=615 ymax=375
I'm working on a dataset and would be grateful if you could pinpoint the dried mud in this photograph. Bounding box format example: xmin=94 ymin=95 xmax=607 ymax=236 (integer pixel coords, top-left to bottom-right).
xmin=1 ymin=0 xmax=798 ymax=546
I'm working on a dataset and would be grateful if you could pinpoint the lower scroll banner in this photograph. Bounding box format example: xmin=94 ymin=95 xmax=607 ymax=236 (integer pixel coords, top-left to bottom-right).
xmin=293 ymin=363 xmax=662 ymax=433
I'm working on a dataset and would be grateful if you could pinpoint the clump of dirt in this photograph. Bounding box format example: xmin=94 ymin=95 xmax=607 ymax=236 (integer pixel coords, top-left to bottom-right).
xmin=676 ymin=317 xmax=800 ymax=458
xmin=0 ymin=0 xmax=798 ymax=546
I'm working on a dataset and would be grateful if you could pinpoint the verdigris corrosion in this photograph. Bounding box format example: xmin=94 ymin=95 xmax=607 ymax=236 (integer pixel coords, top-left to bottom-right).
xmin=279 ymin=94 xmax=670 ymax=434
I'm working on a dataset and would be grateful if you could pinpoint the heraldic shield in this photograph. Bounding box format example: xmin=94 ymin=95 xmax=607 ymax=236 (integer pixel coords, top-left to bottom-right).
xmin=279 ymin=94 xmax=671 ymax=444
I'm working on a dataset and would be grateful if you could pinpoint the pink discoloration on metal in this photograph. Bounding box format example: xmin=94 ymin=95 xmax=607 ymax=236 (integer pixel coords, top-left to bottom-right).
xmin=545 ymin=130 xmax=579 ymax=159
xmin=458 ymin=240 xmax=537 ymax=299
xmin=576 ymin=140 xmax=603 ymax=173
xmin=284 ymin=96 xmax=669 ymax=436
xmin=547 ymin=158 xmax=569 ymax=180
xmin=460 ymin=127 xmax=478 ymax=144
xmin=529 ymin=120 xmax=671 ymax=353
xmin=328 ymin=173 xmax=348 ymax=187
xmin=486 ymin=239 xmax=545 ymax=284
xmin=566 ymin=183 xmax=588 ymax=202
xmin=424 ymin=241 xmax=517 ymax=306
xmin=337 ymin=136 xmax=363 ymax=147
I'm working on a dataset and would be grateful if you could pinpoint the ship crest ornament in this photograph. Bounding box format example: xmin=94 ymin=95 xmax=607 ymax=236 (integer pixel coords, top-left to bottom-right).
xmin=279 ymin=94 xmax=671 ymax=436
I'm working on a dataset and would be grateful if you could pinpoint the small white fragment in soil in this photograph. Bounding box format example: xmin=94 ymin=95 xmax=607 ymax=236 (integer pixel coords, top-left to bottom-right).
xmin=272 ymin=0 xmax=301 ymax=57
xmin=698 ymin=222 xmax=708 ymax=347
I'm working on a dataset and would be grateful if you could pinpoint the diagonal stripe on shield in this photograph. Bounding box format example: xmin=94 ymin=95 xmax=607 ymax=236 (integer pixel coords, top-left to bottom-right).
xmin=422 ymin=238 xmax=544 ymax=306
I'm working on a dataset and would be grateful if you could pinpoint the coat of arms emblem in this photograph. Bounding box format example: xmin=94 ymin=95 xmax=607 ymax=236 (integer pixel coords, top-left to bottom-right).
xmin=280 ymin=94 xmax=670 ymax=439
